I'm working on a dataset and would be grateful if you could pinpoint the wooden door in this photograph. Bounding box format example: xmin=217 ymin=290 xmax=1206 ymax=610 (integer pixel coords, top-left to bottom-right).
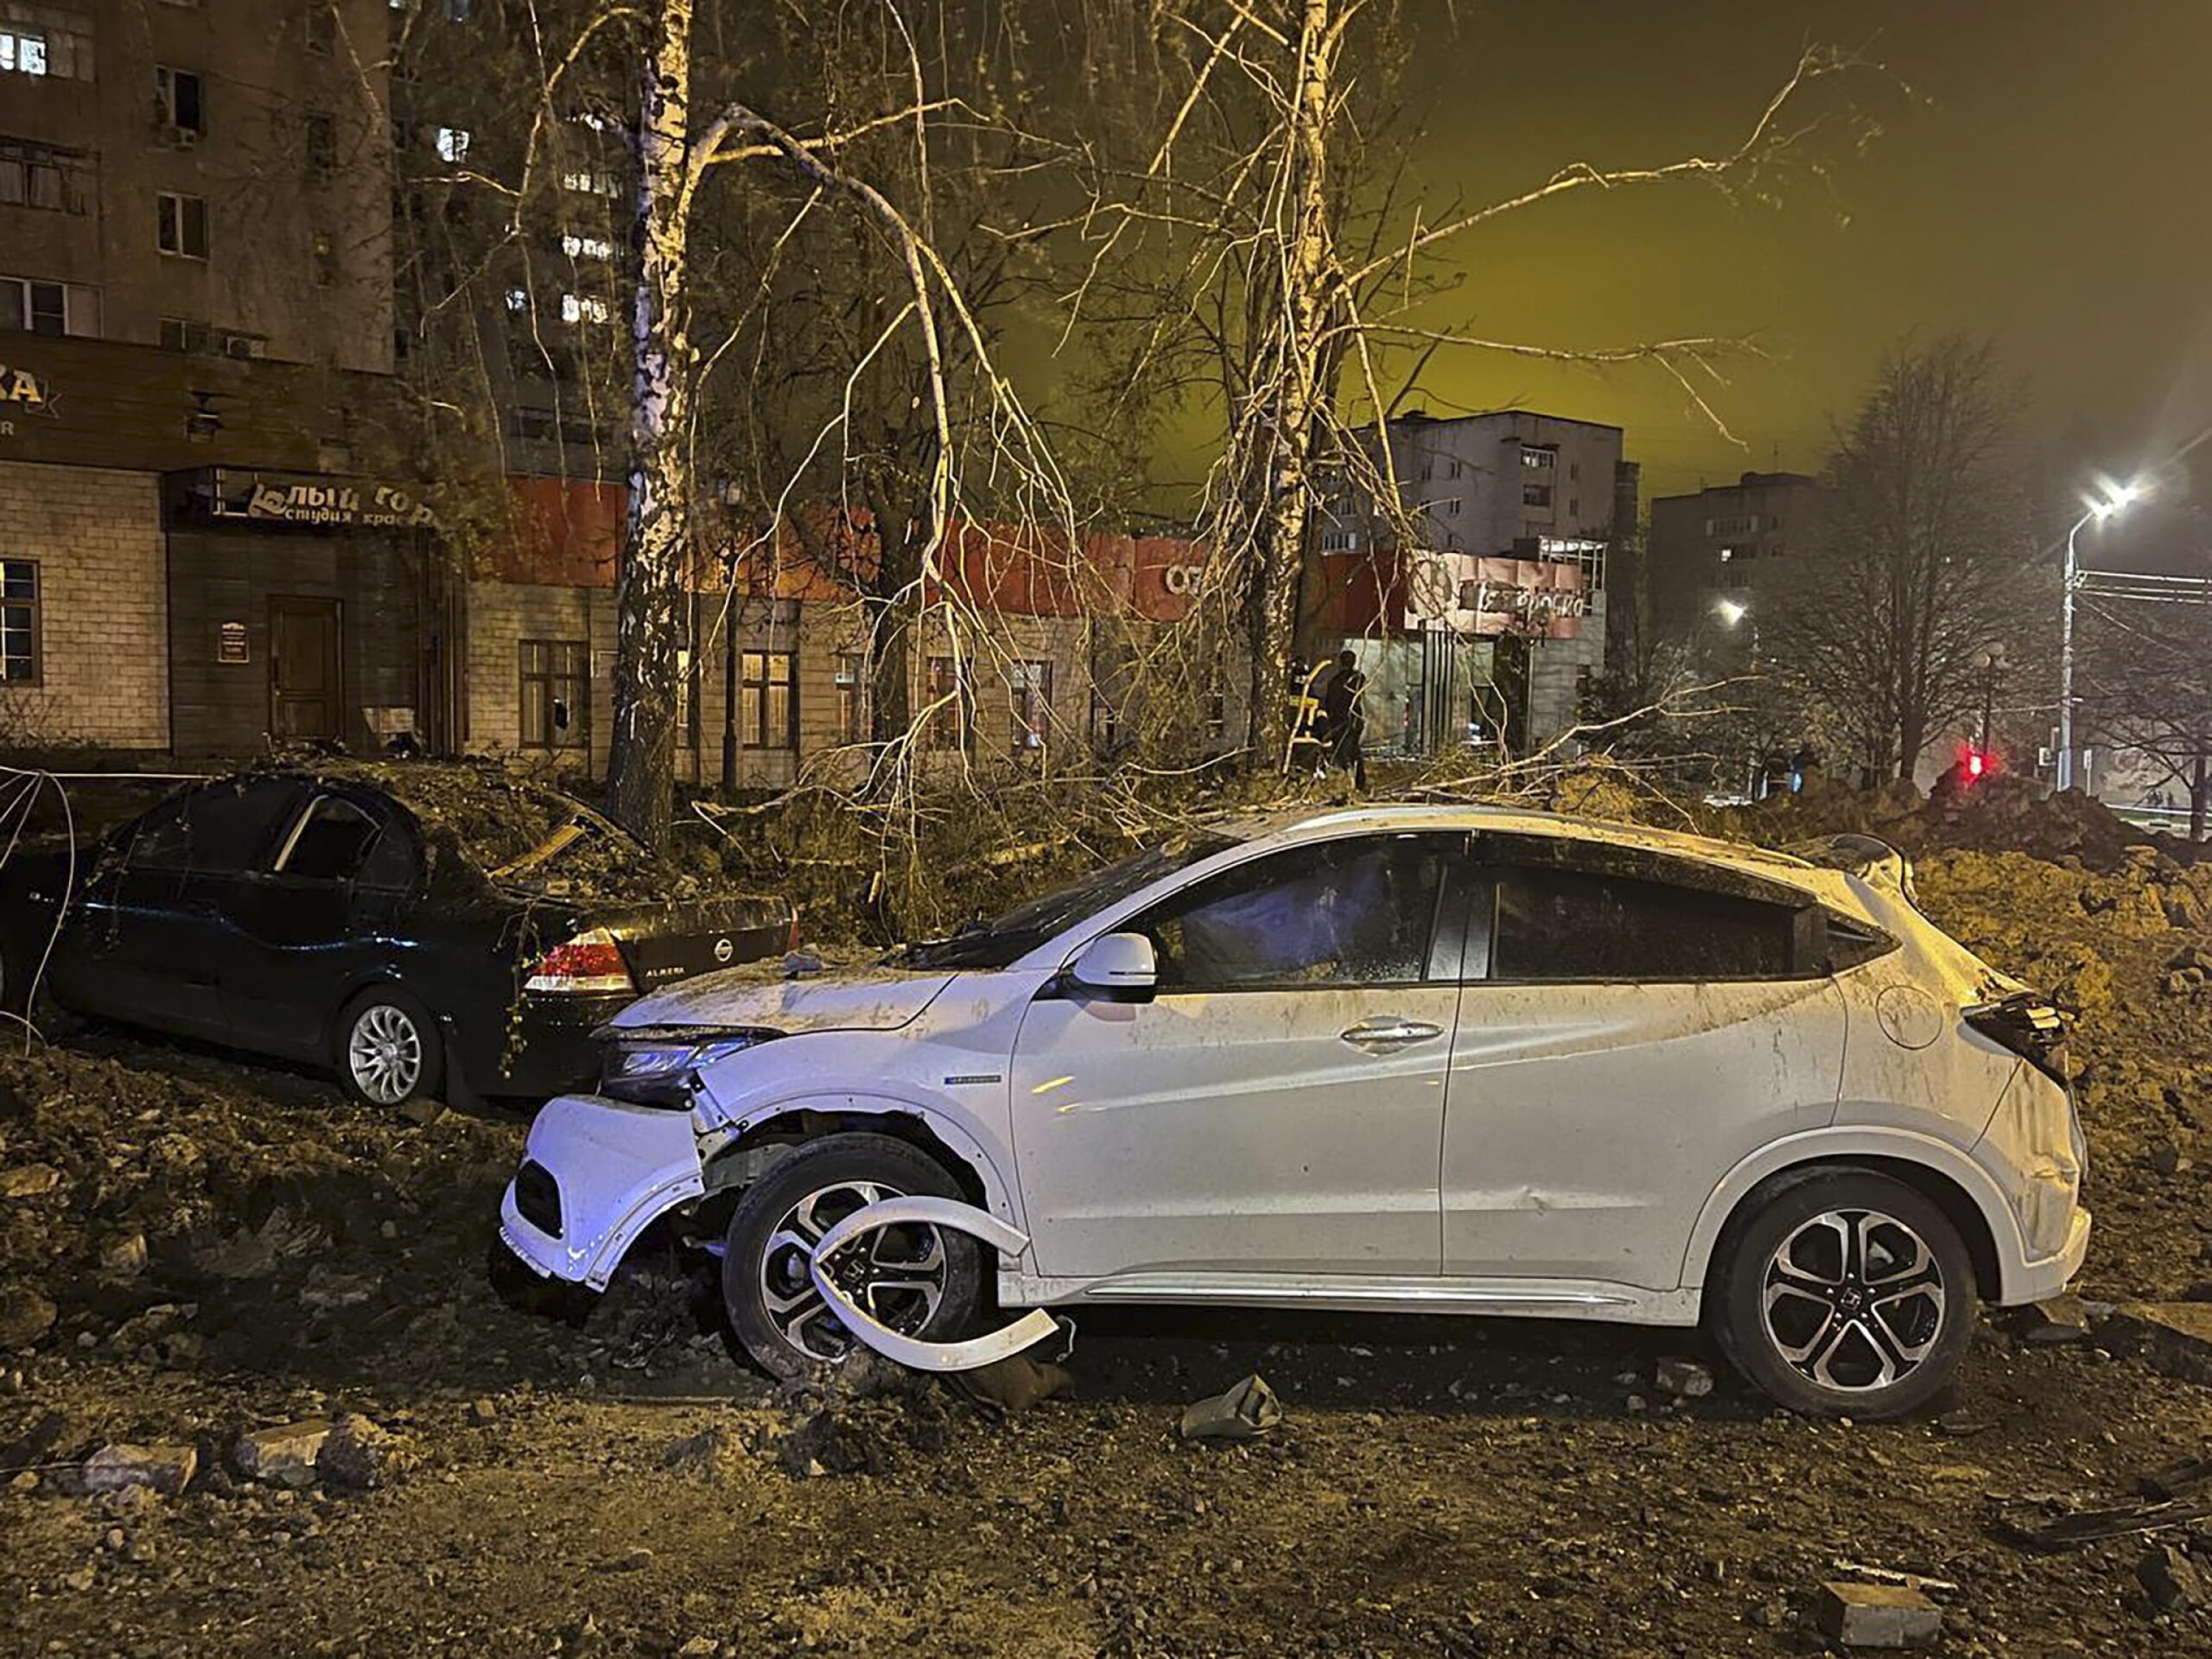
xmin=269 ymin=598 xmax=341 ymax=741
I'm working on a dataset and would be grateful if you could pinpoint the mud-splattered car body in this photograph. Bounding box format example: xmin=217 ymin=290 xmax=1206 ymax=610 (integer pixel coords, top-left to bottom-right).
xmin=502 ymin=804 xmax=2089 ymax=1413
xmin=0 ymin=764 xmax=792 ymax=1103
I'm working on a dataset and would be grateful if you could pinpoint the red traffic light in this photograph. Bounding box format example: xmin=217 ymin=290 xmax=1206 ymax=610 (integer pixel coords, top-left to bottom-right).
xmin=1966 ymin=750 xmax=1986 ymax=779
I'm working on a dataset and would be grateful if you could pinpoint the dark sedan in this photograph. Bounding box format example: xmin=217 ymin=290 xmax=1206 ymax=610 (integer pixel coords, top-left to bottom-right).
xmin=0 ymin=762 xmax=793 ymax=1107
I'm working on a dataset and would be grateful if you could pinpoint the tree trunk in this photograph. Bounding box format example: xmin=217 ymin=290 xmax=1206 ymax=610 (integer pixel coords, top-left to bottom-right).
xmin=604 ymin=0 xmax=696 ymax=849
xmin=1244 ymin=0 xmax=1333 ymax=768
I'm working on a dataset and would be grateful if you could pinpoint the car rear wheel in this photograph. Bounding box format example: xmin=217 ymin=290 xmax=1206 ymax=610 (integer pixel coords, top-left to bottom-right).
xmin=721 ymin=1133 xmax=984 ymax=1381
xmin=1711 ymin=1170 xmax=1977 ymax=1421
xmin=335 ymin=987 xmax=444 ymax=1110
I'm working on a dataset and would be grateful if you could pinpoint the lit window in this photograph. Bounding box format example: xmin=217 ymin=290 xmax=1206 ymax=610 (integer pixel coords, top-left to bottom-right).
xmin=0 ymin=561 xmax=38 ymax=683
xmin=924 ymin=658 xmax=970 ymax=749
xmin=740 ymin=651 xmax=796 ymax=749
xmin=435 ymin=126 xmax=470 ymax=163
xmin=561 ymin=232 xmax=613 ymax=260
xmin=559 ymin=292 xmax=608 ymax=325
xmin=834 ymin=653 xmax=868 ymax=743
xmin=505 ymin=287 xmax=529 ymax=313
xmin=0 ymin=28 xmax=48 ymax=75
xmin=518 ymin=640 xmax=588 ymax=749
xmin=157 ymin=193 xmax=209 ymax=258
xmin=1522 ymin=447 xmax=1556 ymax=471
xmin=560 ymin=169 xmax=619 ymax=197
xmin=1009 ymin=660 xmax=1052 ymax=752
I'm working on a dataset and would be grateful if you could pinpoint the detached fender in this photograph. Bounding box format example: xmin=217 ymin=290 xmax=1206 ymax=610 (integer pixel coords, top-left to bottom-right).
xmin=503 ymin=1095 xmax=706 ymax=1291
xmin=1679 ymin=1126 xmax=2032 ymax=1300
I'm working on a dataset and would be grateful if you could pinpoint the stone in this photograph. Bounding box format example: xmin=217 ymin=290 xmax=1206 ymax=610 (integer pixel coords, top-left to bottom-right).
xmin=467 ymin=1396 xmax=499 ymax=1424
xmin=0 ymin=1284 xmax=56 ymax=1351
xmin=97 ymin=1233 xmax=148 ymax=1278
xmin=2139 ymin=1543 xmax=2208 ymax=1612
xmin=2148 ymin=1140 xmax=2184 ymax=1176
xmin=315 ymin=1413 xmax=417 ymax=1491
xmin=0 ymin=1162 xmax=60 ymax=1198
xmin=233 ymin=1421 xmax=332 ymax=1489
xmin=1815 ymin=1581 xmax=1942 ymax=1649
xmin=1655 ymin=1357 xmax=1715 ymax=1398
xmin=80 ymin=1442 xmax=198 ymax=1497
xmin=2106 ymin=1303 xmax=2212 ymax=1386
xmin=2017 ymin=1294 xmax=2092 ymax=1344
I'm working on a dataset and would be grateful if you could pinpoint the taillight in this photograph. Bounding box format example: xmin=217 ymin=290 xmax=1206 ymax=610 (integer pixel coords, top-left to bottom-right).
xmin=525 ymin=925 xmax=635 ymax=995
xmin=1966 ymin=992 xmax=2068 ymax=1085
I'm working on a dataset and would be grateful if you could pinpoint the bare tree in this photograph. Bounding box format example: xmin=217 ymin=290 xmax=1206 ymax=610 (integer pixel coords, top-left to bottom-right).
xmin=1769 ymin=336 xmax=2039 ymax=783
xmin=2079 ymin=591 xmax=2212 ymax=837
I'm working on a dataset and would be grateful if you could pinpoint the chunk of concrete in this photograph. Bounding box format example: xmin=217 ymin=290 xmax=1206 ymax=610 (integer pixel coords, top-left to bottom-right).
xmin=2107 ymin=1303 xmax=2212 ymax=1385
xmin=0 ymin=1163 xmax=60 ymax=1198
xmin=80 ymin=1442 xmax=198 ymax=1497
xmin=2017 ymin=1294 xmax=2091 ymax=1344
xmin=1815 ymin=1581 xmax=1942 ymax=1649
xmin=232 ymin=1421 xmax=331 ymax=1489
xmin=2139 ymin=1543 xmax=2209 ymax=1612
xmin=1655 ymin=1357 xmax=1715 ymax=1397
xmin=1179 ymin=1375 xmax=1282 ymax=1443
xmin=315 ymin=1413 xmax=416 ymax=1491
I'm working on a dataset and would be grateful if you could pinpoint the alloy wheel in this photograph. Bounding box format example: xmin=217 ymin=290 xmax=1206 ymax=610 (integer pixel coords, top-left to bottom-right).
xmin=757 ymin=1179 xmax=948 ymax=1363
xmin=347 ymin=1003 xmax=425 ymax=1105
xmin=1759 ymin=1208 xmax=1948 ymax=1393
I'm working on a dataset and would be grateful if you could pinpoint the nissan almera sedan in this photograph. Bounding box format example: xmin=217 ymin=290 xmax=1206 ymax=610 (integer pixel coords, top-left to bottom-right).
xmin=499 ymin=805 xmax=2089 ymax=1419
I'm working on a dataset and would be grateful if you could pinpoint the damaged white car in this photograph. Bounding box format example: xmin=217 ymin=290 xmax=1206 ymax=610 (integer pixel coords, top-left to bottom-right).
xmin=499 ymin=806 xmax=2089 ymax=1419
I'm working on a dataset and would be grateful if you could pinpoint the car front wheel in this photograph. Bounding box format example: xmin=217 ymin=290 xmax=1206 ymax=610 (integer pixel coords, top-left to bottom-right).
xmin=335 ymin=987 xmax=444 ymax=1109
xmin=1711 ymin=1170 xmax=1977 ymax=1420
xmin=721 ymin=1132 xmax=984 ymax=1380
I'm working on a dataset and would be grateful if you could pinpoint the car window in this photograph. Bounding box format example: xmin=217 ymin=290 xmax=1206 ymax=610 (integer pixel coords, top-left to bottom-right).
xmin=273 ymin=795 xmax=385 ymax=882
xmin=1491 ymin=865 xmax=1795 ymax=982
xmin=356 ymin=819 xmax=420 ymax=890
xmin=129 ymin=781 xmax=306 ymax=875
xmin=1137 ymin=834 xmax=1449 ymax=990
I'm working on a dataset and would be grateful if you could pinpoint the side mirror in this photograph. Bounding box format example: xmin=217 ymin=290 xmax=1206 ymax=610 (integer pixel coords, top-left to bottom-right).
xmin=1068 ymin=931 xmax=1157 ymax=1002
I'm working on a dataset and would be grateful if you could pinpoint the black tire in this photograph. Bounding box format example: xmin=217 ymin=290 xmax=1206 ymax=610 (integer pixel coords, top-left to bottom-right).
xmin=721 ymin=1132 xmax=984 ymax=1381
xmin=1710 ymin=1170 xmax=1977 ymax=1421
xmin=333 ymin=985 xmax=445 ymax=1110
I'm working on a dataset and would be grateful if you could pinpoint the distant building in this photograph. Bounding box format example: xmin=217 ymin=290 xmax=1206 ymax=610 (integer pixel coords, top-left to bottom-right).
xmin=1307 ymin=410 xmax=1636 ymax=754
xmin=1644 ymin=471 xmax=1827 ymax=652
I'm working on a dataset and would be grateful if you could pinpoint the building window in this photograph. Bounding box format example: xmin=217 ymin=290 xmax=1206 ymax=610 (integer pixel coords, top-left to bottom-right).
xmin=1446 ymin=457 xmax=1462 ymax=479
xmin=559 ymin=291 xmax=609 ymax=324
xmin=0 ymin=562 xmax=37 ymax=683
xmin=1521 ymin=447 xmax=1556 ymax=471
xmin=157 ymin=193 xmax=208 ymax=258
xmin=443 ymin=0 xmax=468 ymax=17
xmin=1009 ymin=660 xmax=1052 ymax=751
xmin=1319 ymin=528 xmax=1354 ymax=553
xmin=739 ymin=650 xmax=796 ymax=749
xmin=435 ymin=125 xmax=469 ymax=163
xmin=159 ymin=317 xmax=209 ymax=352
xmin=518 ymin=640 xmax=588 ymax=749
xmin=311 ymin=230 xmax=337 ymax=286
xmin=560 ymin=169 xmax=619 ymax=197
xmin=1522 ymin=482 xmax=1553 ymax=509
xmin=1204 ymin=691 xmax=1228 ymax=746
xmin=0 ymin=27 xmax=47 ymax=76
xmin=924 ymin=657 xmax=969 ymax=748
xmin=560 ymin=232 xmax=612 ymax=260
xmin=305 ymin=3 xmax=334 ymax=54
xmin=155 ymin=67 xmax=204 ymax=134
xmin=305 ymin=111 xmax=334 ymax=171
xmin=505 ymin=286 xmax=529 ymax=313
xmin=0 ymin=138 xmax=86 ymax=212
xmin=0 ymin=276 xmax=98 ymax=337
xmin=1089 ymin=689 xmax=1122 ymax=751
xmin=1568 ymin=498 xmax=1579 ymax=518
xmin=834 ymin=652 xmax=868 ymax=743
xmin=1440 ymin=497 xmax=1462 ymax=518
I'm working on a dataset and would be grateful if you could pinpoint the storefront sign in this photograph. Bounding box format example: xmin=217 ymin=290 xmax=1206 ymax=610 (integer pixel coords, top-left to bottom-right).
xmin=1456 ymin=557 xmax=1587 ymax=640
xmin=217 ymin=620 xmax=249 ymax=664
xmin=205 ymin=469 xmax=435 ymax=529
xmin=0 ymin=365 xmax=54 ymax=412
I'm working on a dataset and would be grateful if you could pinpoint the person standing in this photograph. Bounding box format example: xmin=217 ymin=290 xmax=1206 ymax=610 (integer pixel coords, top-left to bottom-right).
xmin=1318 ymin=649 xmax=1369 ymax=791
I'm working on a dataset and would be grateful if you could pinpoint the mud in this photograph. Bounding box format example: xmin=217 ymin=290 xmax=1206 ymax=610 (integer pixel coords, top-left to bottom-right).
xmin=3 ymin=781 xmax=2212 ymax=1654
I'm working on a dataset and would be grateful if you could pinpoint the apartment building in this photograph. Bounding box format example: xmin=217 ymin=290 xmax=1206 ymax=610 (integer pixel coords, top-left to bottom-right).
xmin=1643 ymin=470 xmax=1827 ymax=654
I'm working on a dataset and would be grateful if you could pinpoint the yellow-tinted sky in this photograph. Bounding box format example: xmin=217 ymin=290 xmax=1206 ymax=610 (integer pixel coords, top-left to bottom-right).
xmin=1152 ymin=0 xmax=2212 ymax=507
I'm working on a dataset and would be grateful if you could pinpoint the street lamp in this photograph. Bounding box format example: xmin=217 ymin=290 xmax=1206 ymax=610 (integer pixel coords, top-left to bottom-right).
xmin=2057 ymin=479 xmax=2147 ymax=791
xmin=1714 ymin=596 xmax=1748 ymax=627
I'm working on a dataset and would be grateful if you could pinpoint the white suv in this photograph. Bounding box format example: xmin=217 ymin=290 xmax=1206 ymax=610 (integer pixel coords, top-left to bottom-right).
xmin=499 ymin=806 xmax=2088 ymax=1418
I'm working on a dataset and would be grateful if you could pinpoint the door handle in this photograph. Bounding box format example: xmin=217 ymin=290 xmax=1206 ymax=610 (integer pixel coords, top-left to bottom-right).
xmin=1340 ymin=1017 xmax=1444 ymax=1048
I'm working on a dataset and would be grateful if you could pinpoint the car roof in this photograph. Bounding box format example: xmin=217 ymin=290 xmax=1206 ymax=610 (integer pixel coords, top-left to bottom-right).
xmin=1215 ymin=803 xmax=1824 ymax=886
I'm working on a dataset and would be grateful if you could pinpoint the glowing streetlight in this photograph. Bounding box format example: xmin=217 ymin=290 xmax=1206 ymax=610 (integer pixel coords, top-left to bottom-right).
xmin=2059 ymin=477 xmax=2150 ymax=791
xmin=1715 ymin=596 xmax=1748 ymax=626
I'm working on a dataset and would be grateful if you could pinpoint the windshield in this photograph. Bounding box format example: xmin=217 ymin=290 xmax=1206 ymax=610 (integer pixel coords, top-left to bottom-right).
xmin=906 ymin=833 xmax=1238 ymax=969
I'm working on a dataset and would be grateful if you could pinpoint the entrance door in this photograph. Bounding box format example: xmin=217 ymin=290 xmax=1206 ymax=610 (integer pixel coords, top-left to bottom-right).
xmin=270 ymin=598 xmax=341 ymax=741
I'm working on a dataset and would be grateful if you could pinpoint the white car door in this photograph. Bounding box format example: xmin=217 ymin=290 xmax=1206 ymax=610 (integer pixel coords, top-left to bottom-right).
xmin=1009 ymin=831 xmax=1466 ymax=1282
xmin=1443 ymin=849 xmax=1847 ymax=1291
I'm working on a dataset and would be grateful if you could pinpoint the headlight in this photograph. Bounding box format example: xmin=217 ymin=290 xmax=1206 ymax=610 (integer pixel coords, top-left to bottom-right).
xmin=600 ymin=1027 xmax=780 ymax=1107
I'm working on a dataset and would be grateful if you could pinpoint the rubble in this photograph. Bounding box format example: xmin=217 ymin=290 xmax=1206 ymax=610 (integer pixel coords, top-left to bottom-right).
xmin=1654 ymin=1357 xmax=1715 ymax=1397
xmin=1815 ymin=1581 xmax=1942 ymax=1648
xmin=0 ymin=1163 xmax=60 ymax=1198
xmin=2014 ymin=1295 xmax=2092 ymax=1344
xmin=232 ymin=1421 xmax=332 ymax=1489
xmin=0 ymin=1283 xmax=54 ymax=1349
xmin=2138 ymin=1543 xmax=2209 ymax=1613
xmin=315 ymin=1414 xmax=417 ymax=1491
xmin=1179 ymin=1375 xmax=1283 ymax=1443
xmin=79 ymin=1442 xmax=197 ymax=1497
xmin=2103 ymin=1304 xmax=2212 ymax=1385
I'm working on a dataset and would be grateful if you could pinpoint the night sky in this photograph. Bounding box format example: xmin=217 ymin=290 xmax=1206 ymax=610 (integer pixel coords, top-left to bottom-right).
xmin=1273 ymin=0 xmax=2212 ymax=511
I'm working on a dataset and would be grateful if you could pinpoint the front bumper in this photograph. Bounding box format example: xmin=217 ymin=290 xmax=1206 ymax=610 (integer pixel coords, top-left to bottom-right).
xmin=499 ymin=1092 xmax=706 ymax=1290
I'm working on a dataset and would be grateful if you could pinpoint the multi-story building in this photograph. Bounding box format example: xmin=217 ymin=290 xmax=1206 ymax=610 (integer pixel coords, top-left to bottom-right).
xmin=1643 ymin=471 xmax=1827 ymax=655
xmin=1309 ymin=409 xmax=1635 ymax=755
